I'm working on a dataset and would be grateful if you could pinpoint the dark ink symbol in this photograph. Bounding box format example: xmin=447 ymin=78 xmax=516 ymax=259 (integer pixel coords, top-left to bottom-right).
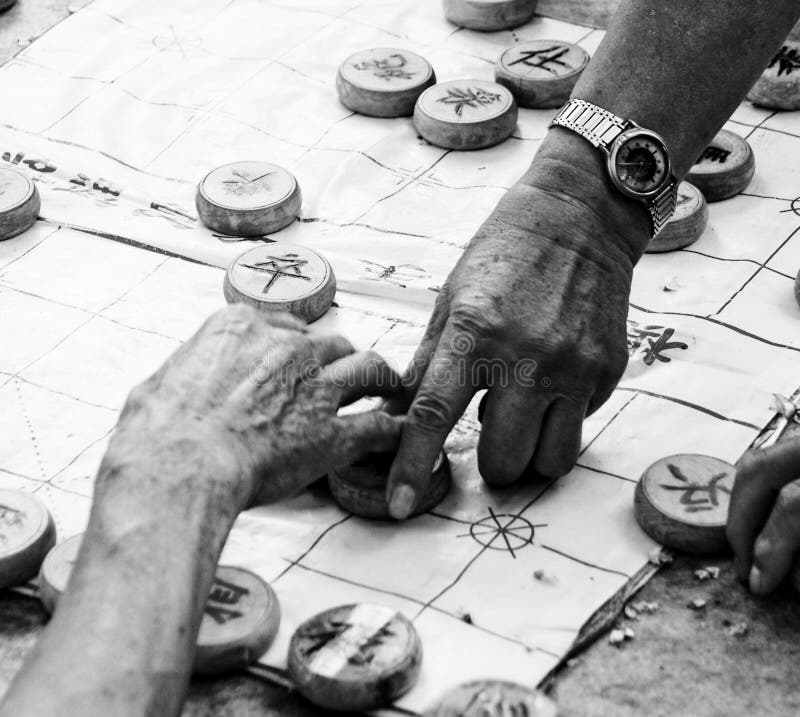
xmin=460 ymin=687 xmax=538 ymax=717
xmin=779 ymin=196 xmax=800 ymax=217
xmin=353 ymin=53 xmax=415 ymax=81
xmin=437 ymin=87 xmax=502 ymax=117
xmin=642 ymin=328 xmax=688 ymax=366
xmin=697 ymin=145 xmax=731 ymax=164
xmin=676 ymin=191 xmax=693 ymax=207
xmin=768 ymin=45 xmax=800 ymax=76
xmin=360 ymin=260 xmax=429 ymax=288
xmin=459 ymin=508 xmax=545 ymax=558
xmin=0 ymin=504 xmax=23 ymax=545
xmin=204 ymin=576 xmax=249 ymax=625
xmin=222 ymin=169 xmax=275 ymax=198
xmin=242 ymin=253 xmax=311 ymax=295
xmin=659 ymin=463 xmax=731 ymax=513
xmin=508 ymin=44 xmax=570 ymax=75
xmin=300 ymin=619 xmax=395 ymax=666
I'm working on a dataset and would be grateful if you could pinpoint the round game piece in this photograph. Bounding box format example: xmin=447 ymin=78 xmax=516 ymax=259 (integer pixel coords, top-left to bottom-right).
xmin=223 ymin=242 xmax=336 ymax=323
xmin=38 ymin=533 xmax=83 ymax=614
xmin=336 ymin=48 xmax=436 ymax=118
xmin=634 ymin=454 xmax=735 ymax=555
xmin=442 ymin=0 xmax=538 ymax=32
xmin=794 ymin=267 xmax=800 ymax=310
xmin=646 ymin=181 xmax=708 ymax=253
xmin=0 ymin=490 xmax=56 ymax=590
xmin=0 ymin=167 xmax=40 ymax=241
xmin=288 ymin=603 xmax=422 ymax=710
xmin=413 ymin=80 xmax=517 ymax=150
xmin=686 ymin=130 xmax=754 ymax=203
xmin=195 ymin=161 xmax=302 ymax=237
xmin=194 ymin=565 xmax=281 ymax=674
xmin=747 ymin=42 xmax=800 ymax=111
xmin=423 ymin=680 xmax=557 ymax=717
xmin=495 ymin=40 xmax=589 ymax=109
xmin=329 ymin=451 xmax=451 ymax=520
xmin=0 ymin=0 xmax=17 ymax=13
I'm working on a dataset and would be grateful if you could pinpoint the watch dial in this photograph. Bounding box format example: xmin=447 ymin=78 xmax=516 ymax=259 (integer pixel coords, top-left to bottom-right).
xmin=614 ymin=135 xmax=668 ymax=194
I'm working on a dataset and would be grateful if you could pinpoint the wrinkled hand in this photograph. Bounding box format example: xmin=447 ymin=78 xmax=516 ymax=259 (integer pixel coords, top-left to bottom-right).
xmin=727 ymin=438 xmax=800 ymax=595
xmin=386 ymin=149 xmax=647 ymax=520
xmin=105 ymin=305 xmax=404 ymax=508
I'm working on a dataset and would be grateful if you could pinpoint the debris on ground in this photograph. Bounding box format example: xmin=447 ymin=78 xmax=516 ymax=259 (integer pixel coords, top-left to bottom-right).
xmin=631 ymin=600 xmax=660 ymax=614
xmin=624 ymin=603 xmax=640 ymax=620
xmin=609 ymin=626 xmax=636 ymax=646
xmin=726 ymin=620 xmax=748 ymax=638
xmin=687 ymin=597 xmax=708 ymax=610
xmin=533 ymin=569 xmax=558 ymax=585
xmin=457 ymin=608 xmax=473 ymax=624
xmin=694 ymin=566 xmax=720 ymax=581
xmin=663 ymin=275 xmax=683 ymax=292
xmin=648 ymin=547 xmax=673 ymax=566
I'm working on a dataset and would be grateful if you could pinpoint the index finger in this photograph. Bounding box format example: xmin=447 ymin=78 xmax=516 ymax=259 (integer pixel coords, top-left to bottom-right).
xmin=386 ymin=321 xmax=477 ymax=520
xmin=726 ymin=437 xmax=800 ymax=580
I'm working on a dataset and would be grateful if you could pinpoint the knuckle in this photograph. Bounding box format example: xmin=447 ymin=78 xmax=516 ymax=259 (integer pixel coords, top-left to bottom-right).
xmin=775 ymin=482 xmax=800 ymax=518
xmin=448 ymin=304 xmax=503 ymax=343
xmin=408 ymin=391 xmax=455 ymax=433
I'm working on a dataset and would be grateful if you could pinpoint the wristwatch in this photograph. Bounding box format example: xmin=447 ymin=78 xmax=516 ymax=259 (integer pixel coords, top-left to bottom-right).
xmin=549 ymin=98 xmax=678 ymax=238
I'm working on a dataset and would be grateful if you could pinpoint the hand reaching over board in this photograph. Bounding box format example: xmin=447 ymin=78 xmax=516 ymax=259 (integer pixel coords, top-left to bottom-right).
xmin=727 ymin=438 xmax=800 ymax=596
xmin=386 ymin=133 xmax=649 ymax=520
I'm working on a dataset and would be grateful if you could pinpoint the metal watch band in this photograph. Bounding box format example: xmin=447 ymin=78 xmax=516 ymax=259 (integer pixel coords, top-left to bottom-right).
xmin=549 ymin=99 xmax=630 ymax=151
xmin=549 ymin=99 xmax=678 ymax=238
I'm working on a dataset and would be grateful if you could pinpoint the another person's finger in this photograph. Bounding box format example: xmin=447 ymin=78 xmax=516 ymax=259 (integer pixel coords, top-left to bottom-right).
xmin=323 ymin=351 xmax=405 ymax=405
xmin=386 ymin=322 xmax=477 ymax=520
xmin=308 ymin=334 xmax=356 ymax=367
xmin=477 ymin=388 xmax=548 ymax=486
xmin=531 ymin=397 xmax=586 ymax=478
xmin=749 ymin=478 xmax=800 ymax=595
xmin=726 ymin=438 xmax=800 ymax=581
xmin=333 ymin=411 xmax=405 ymax=465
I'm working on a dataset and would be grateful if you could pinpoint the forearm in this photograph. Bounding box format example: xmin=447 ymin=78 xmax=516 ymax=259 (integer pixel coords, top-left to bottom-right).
xmin=0 ymin=440 xmax=245 ymax=717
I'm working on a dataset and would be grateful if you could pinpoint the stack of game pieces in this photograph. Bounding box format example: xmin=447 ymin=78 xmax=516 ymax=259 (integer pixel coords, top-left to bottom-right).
xmin=328 ymin=450 xmax=452 ymax=520
xmin=196 ymin=161 xmax=302 ymax=237
xmin=495 ymin=40 xmax=589 ymax=109
xmin=687 ymin=130 xmax=755 ymax=202
xmin=336 ymin=48 xmax=436 ymax=117
xmin=443 ymin=0 xmax=538 ymax=31
xmin=0 ymin=167 xmax=40 ymax=241
xmin=0 ymin=490 xmax=56 ymax=591
xmin=288 ymin=603 xmax=422 ymax=710
xmin=223 ymin=242 xmax=336 ymax=323
xmin=414 ymin=80 xmax=518 ymax=150
xmin=747 ymin=42 xmax=800 ymax=111
xmin=634 ymin=454 xmax=735 ymax=554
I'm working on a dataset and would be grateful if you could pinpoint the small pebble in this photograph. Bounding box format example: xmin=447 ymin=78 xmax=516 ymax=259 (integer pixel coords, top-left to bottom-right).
xmin=609 ymin=629 xmax=626 ymax=646
xmin=695 ymin=566 xmax=720 ymax=581
xmin=533 ymin=569 xmax=558 ymax=585
xmin=727 ymin=621 xmax=748 ymax=638
xmin=631 ymin=600 xmax=660 ymax=614
xmin=688 ymin=597 xmax=708 ymax=610
xmin=648 ymin=547 xmax=673 ymax=566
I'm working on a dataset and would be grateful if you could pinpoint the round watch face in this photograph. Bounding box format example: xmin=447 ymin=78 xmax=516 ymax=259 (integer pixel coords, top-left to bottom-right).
xmin=611 ymin=130 xmax=669 ymax=196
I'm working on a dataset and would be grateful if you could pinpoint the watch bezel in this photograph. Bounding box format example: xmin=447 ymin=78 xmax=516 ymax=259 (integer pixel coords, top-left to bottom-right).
xmin=607 ymin=127 xmax=672 ymax=200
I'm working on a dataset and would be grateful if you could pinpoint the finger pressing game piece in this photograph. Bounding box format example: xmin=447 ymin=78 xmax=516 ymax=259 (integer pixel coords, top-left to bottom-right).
xmin=686 ymin=130 xmax=755 ymax=203
xmin=747 ymin=42 xmax=800 ymax=111
xmin=38 ymin=533 xmax=82 ymax=614
xmin=194 ymin=565 xmax=281 ymax=674
xmin=413 ymin=80 xmax=517 ymax=150
xmin=0 ymin=167 xmax=40 ymax=241
xmin=634 ymin=454 xmax=735 ymax=555
xmin=223 ymin=242 xmax=336 ymax=323
xmin=336 ymin=48 xmax=436 ymax=118
xmin=442 ymin=0 xmax=538 ymax=32
xmin=328 ymin=451 xmax=451 ymax=520
xmin=0 ymin=490 xmax=56 ymax=591
xmin=288 ymin=603 xmax=422 ymax=710
xmin=422 ymin=680 xmax=557 ymax=717
xmin=495 ymin=40 xmax=589 ymax=109
xmin=195 ymin=161 xmax=302 ymax=237
xmin=646 ymin=182 xmax=708 ymax=253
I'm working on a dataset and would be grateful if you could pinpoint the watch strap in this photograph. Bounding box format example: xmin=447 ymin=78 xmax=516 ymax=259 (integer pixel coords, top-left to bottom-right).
xmin=649 ymin=179 xmax=678 ymax=237
xmin=549 ymin=98 xmax=629 ymax=152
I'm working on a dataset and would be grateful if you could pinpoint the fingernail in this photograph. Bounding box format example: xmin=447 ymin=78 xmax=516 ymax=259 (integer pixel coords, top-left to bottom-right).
xmin=749 ymin=565 xmax=765 ymax=595
xmin=389 ymin=485 xmax=416 ymax=520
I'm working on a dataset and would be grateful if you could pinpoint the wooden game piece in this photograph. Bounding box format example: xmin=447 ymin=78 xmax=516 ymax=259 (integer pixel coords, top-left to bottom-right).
xmin=328 ymin=451 xmax=451 ymax=520
xmin=794 ymin=266 xmax=800 ymax=310
xmin=686 ymin=130 xmax=755 ymax=203
xmin=194 ymin=565 xmax=281 ymax=674
xmin=38 ymin=533 xmax=82 ymax=614
xmin=414 ymin=80 xmax=517 ymax=150
xmin=0 ymin=0 xmax=16 ymax=13
xmin=634 ymin=454 xmax=735 ymax=555
xmin=747 ymin=42 xmax=800 ymax=111
xmin=195 ymin=161 xmax=301 ymax=237
xmin=223 ymin=242 xmax=336 ymax=323
xmin=645 ymin=181 xmax=708 ymax=253
xmin=442 ymin=0 xmax=538 ymax=32
xmin=288 ymin=603 xmax=422 ymax=710
xmin=0 ymin=490 xmax=56 ymax=590
xmin=0 ymin=167 xmax=40 ymax=241
xmin=336 ymin=48 xmax=436 ymax=118
xmin=423 ymin=680 xmax=557 ymax=717
xmin=494 ymin=40 xmax=589 ymax=109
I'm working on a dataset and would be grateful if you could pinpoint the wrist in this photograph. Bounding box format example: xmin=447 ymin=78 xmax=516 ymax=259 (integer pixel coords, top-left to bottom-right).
xmin=523 ymin=126 xmax=653 ymax=263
